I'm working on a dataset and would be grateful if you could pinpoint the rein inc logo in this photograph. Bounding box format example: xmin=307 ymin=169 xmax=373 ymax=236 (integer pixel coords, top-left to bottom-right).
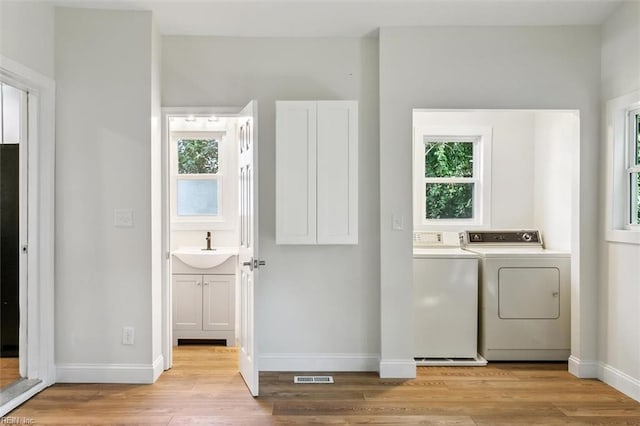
xmin=0 ymin=417 xmax=34 ymax=424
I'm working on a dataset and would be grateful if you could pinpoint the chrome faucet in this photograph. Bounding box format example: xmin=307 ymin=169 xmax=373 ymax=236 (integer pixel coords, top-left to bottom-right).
xmin=205 ymin=231 xmax=212 ymax=250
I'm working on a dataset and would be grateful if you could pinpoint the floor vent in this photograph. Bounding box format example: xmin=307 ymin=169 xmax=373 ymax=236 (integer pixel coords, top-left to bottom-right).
xmin=293 ymin=375 xmax=334 ymax=384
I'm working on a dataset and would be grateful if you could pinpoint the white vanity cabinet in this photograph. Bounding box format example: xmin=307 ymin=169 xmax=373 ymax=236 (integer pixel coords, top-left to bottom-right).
xmin=172 ymin=256 xmax=236 ymax=346
xmin=276 ymin=100 xmax=358 ymax=245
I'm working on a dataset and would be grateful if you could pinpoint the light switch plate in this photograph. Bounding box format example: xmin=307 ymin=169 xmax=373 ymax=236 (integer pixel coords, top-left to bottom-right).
xmin=114 ymin=209 xmax=133 ymax=227
xmin=392 ymin=213 xmax=404 ymax=231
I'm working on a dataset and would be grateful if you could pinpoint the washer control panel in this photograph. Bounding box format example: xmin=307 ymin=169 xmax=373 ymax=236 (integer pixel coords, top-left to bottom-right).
xmin=460 ymin=230 xmax=542 ymax=246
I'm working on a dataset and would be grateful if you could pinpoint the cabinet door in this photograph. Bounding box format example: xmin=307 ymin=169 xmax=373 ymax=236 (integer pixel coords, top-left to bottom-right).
xmin=317 ymin=101 xmax=358 ymax=244
xmin=202 ymin=275 xmax=235 ymax=331
xmin=172 ymin=274 xmax=202 ymax=330
xmin=275 ymin=101 xmax=317 ymax=244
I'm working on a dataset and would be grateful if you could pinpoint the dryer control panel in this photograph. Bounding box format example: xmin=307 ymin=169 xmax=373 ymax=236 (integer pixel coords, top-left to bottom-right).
xmin=460 ymin=230 xmax=543 ymax=247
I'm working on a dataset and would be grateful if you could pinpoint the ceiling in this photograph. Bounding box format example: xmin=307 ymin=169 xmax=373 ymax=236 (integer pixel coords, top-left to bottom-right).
xmin=52 ymin=0 xmax=625 ymax=37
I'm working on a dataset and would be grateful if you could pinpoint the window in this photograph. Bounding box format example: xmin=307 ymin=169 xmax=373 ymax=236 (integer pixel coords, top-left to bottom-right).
xmin=413 ymin=126 xmax=492 ymax=229
xmin=628 ymin=107 xmax=640 ymax=227
xmin=605 ymin=90 xmax=640 ymax=244
xmin=169 ymin=126 xmax=230 ymax=229
xmin=176 ymin=138 xmax=220 ymax=216
xmin=423 ymin=137 xmax=476 ymax=220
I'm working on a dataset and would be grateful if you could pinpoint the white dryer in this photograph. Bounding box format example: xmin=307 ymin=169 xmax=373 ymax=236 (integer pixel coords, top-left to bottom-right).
xmin=461 ymin=230 xmax=570 ymax=361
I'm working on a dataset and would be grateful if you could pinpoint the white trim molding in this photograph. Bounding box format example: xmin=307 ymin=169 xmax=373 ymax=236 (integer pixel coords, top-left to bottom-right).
xmin=568 ymin=355 xmax=599 ymax=378
xmin=259 ymin=353 xmax=379 ymax=372
xmin=605 ymin=89 xmax=640 ymax=244
xmin=57 ymin=357 xmax=164 ymax=384
xmin=0 ymin=55 xmax=56 ymax=417
xmin=600 ymin=362 xmax=640 ymax=402
xmin=569 ymin=356 xmax=640 ymax=402
xmin=379 ymin=358 xmax=417 ymax=379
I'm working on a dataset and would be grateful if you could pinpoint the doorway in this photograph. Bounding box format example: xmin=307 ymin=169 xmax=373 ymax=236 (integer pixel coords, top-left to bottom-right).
xmin=161 ymin=102 xmax=259 ymax=395
xmin=0 ymin=56 xmax=55 ymax=416
xmin=1 ymin=82 xmax=27 ymax=392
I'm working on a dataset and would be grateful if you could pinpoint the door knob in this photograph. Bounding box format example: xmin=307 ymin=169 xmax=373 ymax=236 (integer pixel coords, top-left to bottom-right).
xmin=243 ymin=259 xmax=254 ymax=271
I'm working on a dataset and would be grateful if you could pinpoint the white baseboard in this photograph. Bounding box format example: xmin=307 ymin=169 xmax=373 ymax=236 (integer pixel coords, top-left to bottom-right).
xmin=600 ymin=362 xmax=640 ymax=402
xmin=152 ymin=355 xmax=164 ymax=382
xmin=379 ymin=358 xmax=416 ymax=379
xmin=568 ymin=355 xmax=599 ymax=378
xmin=259 ymin=353 xmax=379 ymax=372
xmin=56 ymin=360 xmax=161 ymax=384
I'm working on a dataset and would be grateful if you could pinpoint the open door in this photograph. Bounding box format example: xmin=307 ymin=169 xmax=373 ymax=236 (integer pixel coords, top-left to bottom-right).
xmin=238 ymin=100 xmax=261 ymax=396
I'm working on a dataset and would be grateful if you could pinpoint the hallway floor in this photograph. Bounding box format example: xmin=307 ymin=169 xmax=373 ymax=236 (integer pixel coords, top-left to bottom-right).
xmin=6 ymin=345 xmax=640 ymax=425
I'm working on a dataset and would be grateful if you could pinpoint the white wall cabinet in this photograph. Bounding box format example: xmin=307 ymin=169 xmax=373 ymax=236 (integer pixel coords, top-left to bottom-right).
xmin=172 ymin=273 xmax=235 ymax=345
xmin=276 ymin=100 xmax=358 ymax=244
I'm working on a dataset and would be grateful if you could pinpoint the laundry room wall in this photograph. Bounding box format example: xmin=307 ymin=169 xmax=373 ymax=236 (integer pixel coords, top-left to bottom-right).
xmin=533 ymin=111 xmax=577 ymax=252
xmin=379 ymin=25 xmax=601 ymax=377
xmin=599 ymin=0 xmax=640 ymax=401
xmin=412 ymin=110 xmax=536 ymax=229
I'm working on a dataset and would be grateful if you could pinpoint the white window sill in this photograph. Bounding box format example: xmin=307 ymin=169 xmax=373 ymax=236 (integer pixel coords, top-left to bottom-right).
xmin=606 ymin=229 xmax=640 ymax=245
xmin=172 ymin=218 xmax=232 ymax=231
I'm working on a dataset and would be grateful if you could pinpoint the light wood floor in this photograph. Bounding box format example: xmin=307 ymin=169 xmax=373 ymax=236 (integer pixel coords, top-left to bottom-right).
xmin=7 ymin=345 xmax=640 ymax=425
xmin=0 ymin=357 xmax=20 ymax=389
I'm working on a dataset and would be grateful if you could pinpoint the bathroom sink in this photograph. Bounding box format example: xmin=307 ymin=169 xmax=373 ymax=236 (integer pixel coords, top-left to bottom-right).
xmin=172 ymin=247 xmax=238 ymax=269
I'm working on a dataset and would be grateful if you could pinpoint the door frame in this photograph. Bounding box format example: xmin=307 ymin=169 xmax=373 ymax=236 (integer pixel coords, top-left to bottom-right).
xmin=0 ymin=55 xmax=55 ymax=416
xmin=160 ymin=106 xmax=249 ymax=371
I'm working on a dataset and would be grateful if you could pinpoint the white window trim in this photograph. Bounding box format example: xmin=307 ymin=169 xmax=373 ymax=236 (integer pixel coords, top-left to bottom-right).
xmin=413 ymin=125 xmax=492 ymax=231
xmin=605 ymin=90 xmax=640 ymax=244
xmin=169 ymin=128 xmax=234 ymax=231
xmin=627 ymin=106 xmax=640 ymax=231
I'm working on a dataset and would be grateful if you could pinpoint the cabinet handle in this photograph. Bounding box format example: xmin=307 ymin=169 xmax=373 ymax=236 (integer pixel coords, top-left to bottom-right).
xmin=203 ymin=281 xmax=209 ymax=286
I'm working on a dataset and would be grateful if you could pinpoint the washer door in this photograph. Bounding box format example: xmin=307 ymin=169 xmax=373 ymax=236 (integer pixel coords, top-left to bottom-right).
xmin=498 ymin=267 xmax=560 ymax=319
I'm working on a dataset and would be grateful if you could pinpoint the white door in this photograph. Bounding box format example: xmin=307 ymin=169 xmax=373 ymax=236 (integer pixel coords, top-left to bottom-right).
xmin=238 ymin=100 xmax=260 ymax=396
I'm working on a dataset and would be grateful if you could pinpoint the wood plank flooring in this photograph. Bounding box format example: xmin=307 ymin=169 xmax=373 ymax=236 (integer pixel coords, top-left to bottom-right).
xmin=0 ymin=357 xmax=20 ymax=389
xmin=5 ymin=345 xmax=640 ymax=425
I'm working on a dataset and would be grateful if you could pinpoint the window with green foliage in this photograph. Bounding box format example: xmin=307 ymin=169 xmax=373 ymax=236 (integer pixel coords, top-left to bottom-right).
xmin=424 ymin=141 xmax=474 ymax=219
xmin=413 ymin=124 xmax=491 ymax=229
xmin=174 ymin=138 xmax=221 ymax=217
xmin=178 ymin=139 xmax=219 ymax=174
xmin=422 ymin=137 xmax=478 ymax=221
xmin=629 ymin=109 xmax=640 ymax=226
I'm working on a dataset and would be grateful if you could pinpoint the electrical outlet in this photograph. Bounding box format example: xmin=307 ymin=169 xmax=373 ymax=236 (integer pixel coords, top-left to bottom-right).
xmin=122 ymin=327 xmax=135 ymax=345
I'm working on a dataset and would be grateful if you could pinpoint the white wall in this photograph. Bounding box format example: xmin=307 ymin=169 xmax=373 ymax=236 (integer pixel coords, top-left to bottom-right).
xmin=0 ymin=1 xmax=55 ymax=79
xmin=379 ymin=26 xmax=601 ymax=377
xmin=533 ymin=111 xmax=577 ymax=251
xmin=163 ymin=36 xmax=381 ymax=370
xmin=413 ymin=109 xmax=575 ymax=250
xmin=413 ymin=110 xmax=536 ymax=230
xmin=599 ymin=1 xmax=640 ymax=401
xmin=55 ymin=8 xmax=159 ymax=382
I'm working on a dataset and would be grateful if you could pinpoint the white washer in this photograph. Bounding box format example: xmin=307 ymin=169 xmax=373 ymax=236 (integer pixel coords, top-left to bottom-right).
xmin=461 ymin=230 xmax=571 ymax=361
xmin=413 ymin=232 xmax=483 ymax=365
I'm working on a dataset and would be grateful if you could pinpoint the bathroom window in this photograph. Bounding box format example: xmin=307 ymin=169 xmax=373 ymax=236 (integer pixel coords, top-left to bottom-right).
xmin=170 ymin=127 xmax=230 ymax=229
xmin=176 ymin=138 xmax=220 ymax=216
xmin=413 ymin=126 xmax=492 ymax=230
xmin=628 ymin=107 xmax=640 ymax=227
